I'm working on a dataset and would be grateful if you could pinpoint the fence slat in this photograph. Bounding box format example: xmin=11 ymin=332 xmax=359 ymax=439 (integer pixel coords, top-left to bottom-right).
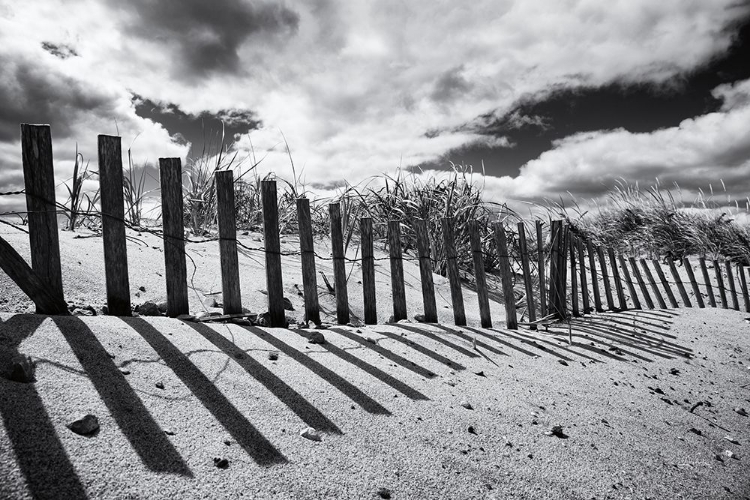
xmin=536 ymin=221 xmax=548 ymax=317
xmin=725 ymin=261 xmax=739 ymax=311
xmin=215 ymin=171 xmax=242 ymax=315
xmin=414 ymin=218 xmax=437 ymax=323
xmin=640 ymin=259 xmax=667 ymax=309
xmin=597 ymin=246 xmax=615 ymax=311
xmin=587 ymin=240 xmax=603 ymax=312
xmin=442 ymin=217 xmax=466 ymax=326
xmin=517 ymin=223 xmax=537 ymax=327
xmin=667 ymin=259 xmax=691 ymax=307
xmin=360 ymin=217 xmax=377 ymax=324
xmin=329 ymin=203 xmax=350 ymax=324
xmin=699 ymin=257 xmax=716 ymax=307
xmin=652 ymin=259 xmax=677 ymax=308
xmin=261 ymin=180 xmax=285 ymax=327
xmin=470 ymin=221 xmax=492 ymax=328
xmin=608 ymin=248 xmax=627 ymax=311
xmin=739 ymin=265 xmax=750 ymax=313
xmin=570 ymin=234 xmax=579 ymax=316
xmin=629 ymin=256 xmax=653 ymax=309
xmin=577 ymin=237 xmax=590 ymax=314
xmin=558 ymin=225 xmax=569 ymax=317
xmin=618 ymin=254 xmax=641 ymax=310
xmin=683 ymin=258 xmax=705 ymax=308
xmin=494 ymin=222 xmax=517 ymax=329
xmin=159 ymin=158 xmax=189 ymax=317
xmin=388 ymin=220 xmax=407 ymax=322
xmin=296 ymin=198 xmax=321 ymax=325
xmin=714 ymin=259 xmax=728 ymax=309
xmin=547 ymin=221 xmax=560 ymax=316
xmin=98 ymin=135 xmax=131 ymax=316
xmin=21 ymin=124 xmax=65 ymax=308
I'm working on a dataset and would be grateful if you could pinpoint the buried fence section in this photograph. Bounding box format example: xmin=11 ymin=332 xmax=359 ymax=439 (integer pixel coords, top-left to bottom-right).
xmin=261 ymin=180 xmax=286 ymax=327
xmin=98 ymin=135 xmax=131 ymax=316
xmin=652 ymin=259 xmax=678 ymax=309
xmin=493 ymin=222 xmax=517 ymax=329
xmin=517 ymin=222 xmax=537 ymax=327
xmin=159 ymin=158 xmax=189 ymax=317
xmin=215 ymin=171 xmax=242 ymax=315
xmin=442 ymin=217 xmax=466 ymax=326
xmin=667 ymin=258 xmax=691 ymax=308
xmin=536 ymin=221 xmax=548 ymax=317
xmin=388 ymin=220 xmax=407 ymax=322
xmin=360 ymin=217 xmax=377 ymax=324
xmin=725 ymin=261 xmax=739 ymax=311
xmin=629 ymin=256 xmax=654 ymax=309
xmin=329 ymin=203 xmax=350 ymax=325
xmin=683 ymin=258 xmax=705 ymax=308
xmin=20 ymin=124 xmax=65 ymax=308
xmin=296 ymin=198 xmax=321 ymax=325
xmin=698 ymin=257 xmax=717 ymax=307
xmin=608 ymin=247 xmax=627 ymax=311
xmin=414 ymin=218 xmax=438 ymax=323
xmin=469 ymin=220 xmax=492 ymax=328
xmin=714 ymin=259 xmax=728 ymax=309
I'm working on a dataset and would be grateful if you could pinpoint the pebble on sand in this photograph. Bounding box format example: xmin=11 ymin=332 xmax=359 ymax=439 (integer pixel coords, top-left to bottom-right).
xmin=67 ymin=414 xmax=100 ymax=436
xmin=300 ymin=427 xmax=322 ymax=441
xmin=460 ymin=401 xmax=473 ymax=410
xmin=9 ymin=355 xmax=35 ymax=383
xmin=308 ymin=332 xmax=326 ymax=344
xmin=213 ymin=457 xmax=229 ymax=469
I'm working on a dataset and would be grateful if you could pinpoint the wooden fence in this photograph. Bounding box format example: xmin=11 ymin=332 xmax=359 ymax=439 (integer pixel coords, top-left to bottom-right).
xmin=3 ymin=124 xmax=750 ymax=327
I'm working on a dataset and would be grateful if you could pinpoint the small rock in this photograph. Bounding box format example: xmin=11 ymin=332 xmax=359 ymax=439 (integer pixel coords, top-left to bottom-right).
xmin=365 ymin=337 xmax=377 ymax=344
xmin=163 ymin=429 xmax=175 ymax=436
xmin=724 ymin=450 xmax=737 ymax=459
xmin=558 ymin=359 xmax=568 ymax=366
xmin=8 ymin=355 xmax=35 ymax=383
xmin=213 ymin=457 xmax=229 ymax=469
xmin=67 ymin=414 xmax=99 ymax=435
xmin=468 ymin=425 xmax=477 ymax=434
xmin=300 ymin=427 xmax=321 ymax=441
xmin=414 ymin=314 xmax=427 ymax=323
xmin=377 ymin=487 xmax=392 ymax=499
xmin=308 ymin=332 xmax=326 ymax=344
xmin=138 ymin=301 xmax=162 ymax=316
xmin=282 ymin=297 xmax=294 ymax=311
xmin=734 ymin=407 xmax=748 ymax=417
xmin=119 ymin=368 xmax=131 ymax=375
xmin=670 ymin=368 xmax=680 ymax=375
xmin=268 ymin=352 xmax=279 ymax=361
xmin=714 ymin=453 xmax=724 ymax=462
xmin=545 ymin=425 xmax=566 ymax=437
xmin=155 ymin=382 xmax=165 ymax=390
xmin=460 ymin=401 xmax=473 ymax=410
xmin=474 ymin=371 xmax=485 ymax=377
xmin=724 ymin=436 xmax=740 ymax=445
xmin=688 ymin=428 xmax=702 ymax=436
xmin=138 ymin=286 xmax=146 ymax=292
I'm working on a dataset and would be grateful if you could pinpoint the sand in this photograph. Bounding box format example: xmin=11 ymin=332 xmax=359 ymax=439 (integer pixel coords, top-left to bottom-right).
xmin=1 ymin=223 xmax=749 ymax=499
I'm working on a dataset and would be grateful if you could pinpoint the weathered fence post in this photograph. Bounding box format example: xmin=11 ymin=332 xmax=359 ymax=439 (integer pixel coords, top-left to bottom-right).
xmin=329 ymin=203 xmax=350 ymax=324
xmin=667 ymin=259 xmax=691 ymax=307
xmin=98 ymin=135 xmax=131 ymax=316
xmin=683 ymin=258 xmax=705 ymax=308
xmin=597 ymin=246 xmax=615 ymax=311
xmin=725 ymin=261 xmax=739 ymax=311
xmin=640 ymin=259 xmax=667 ymax=309
xmin=360 ymin=217 xmax=377 ymax=324
xmin=714 ymin=259 xmax=728 ymax=309
xmin=261 ymin=180 xmax=285 ymax=327
xmin=536 ymin=221 xmax=547 ymax=317
xmin=442 ymin=217 xmax=466 ymax=326
xmin=470 ymin=221 xmax=492 ymax=328
xmin=388 ymin=220 xmax=407 ymax=322
xmin=570 ymin=235 xmax=579 ymax=316
xmin=652 ymin=259 xmax=678 ymax=308
xmin=296 ymin=198 xmax=321 ymax=325
xmin=215 ymin=171 xmax=242 ymax=315
xmin=20 ymin=124 xmax=65 ymax=309
xmin=159 ymin=158 xmax=189 ymax=317
xmin=517 ymin=222 xmax=537 ymax=327
xmin=698 ymin=257 xmax=716 ymax=307
xmin=577 ymin=237 xmax=590 ymax=313
xmin=414 ymin=218 xmax=437 ymax=323
xmin=608 ymin=248 xmax=627 ymax=311
xmin=739 ymin=265 xmax=750 ymax=313
xmin=587 ymin=240 xmax=603 ymax=312
xmin=556 ymin=224 xmax=569 ymax=317
xmin=547 ymin=221 xmax=560 ymax=316
xmin=618 ymin=254 xmax=641 ymax=310
xmin=494 ymin=222 xmax=517 ymax=329
xmin=629 ymin=256 xmax=653 ymax=309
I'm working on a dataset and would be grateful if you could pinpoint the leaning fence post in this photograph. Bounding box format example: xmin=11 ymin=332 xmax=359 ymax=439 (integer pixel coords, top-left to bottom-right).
xmin=296 ymin=198 xmax=321 ymax=325
xmin=494 ymin=222 xmax=517 ymax=329
xmin=570 ymin=234 xmax=579 ymax=316
xmin=683 ymin=258 xmax=705 ymax=308
xmin=698 ymin=257 xmax=716 ymax=307
xmin=388 ymin=220 xmax=407 ymax=322
xmin=618 ymin=254 xmax=641 ymax=310
xmin=547 ymin=221 xmax=560 ymax=317
xmin=470 ymin=220 xmax=492 ymax=328
xmin=98 ymin=135 xmax=131 ymax=316
xmin=640 ymin=259 xmax=667 ymax=309
xmin=652 ymin=259 xmax=678 ymax=308
xmin=517 ymin=222 xmax=537 ymax=327
xmin=714 ymin=259 xmax=728 ymax=309
xmin=215 ymin=171 xmax=242 ymax=315
xmin=586 ymin=240 xmax=602 ymax=312
xmin=360 ymin=217 xmax=377 ymax=324
xmin=536 ymin=221 xmax=547 ymax=317
xmin=667 ymin=258 xmax=691 ymax=307
xmin=739 ymin=265 xmax=750 ymax=313
xmin=607 ymin=247 xmax=627 ymax=311
xmin=414 ymin=218 xmax=437 ymax=323
xmin=261 ymin=180 xmax=285 ymax=327
xmin=20 ymin=124 xmax=64 ymax=309
xmin=597 ymin=246 xmax=615 ymax=311
xmin=628 ymin=256 xmax=653 ymax=309
xmin=577 ymin=237 xmax=590 ymax=313
xmin=159 ymin=158 xmax=189 ymax=317
xmin=329 ymin=203 xmax=350 ymax=324
xmin=442 ymin=217 xmax=466 ymax=326
xmin=725 ymin=261 xmax=739 ymax=311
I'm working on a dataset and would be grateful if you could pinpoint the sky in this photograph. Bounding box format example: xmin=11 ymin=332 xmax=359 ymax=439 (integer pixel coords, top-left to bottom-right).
xmin=1 ymin=0 xmax=750 ymax=217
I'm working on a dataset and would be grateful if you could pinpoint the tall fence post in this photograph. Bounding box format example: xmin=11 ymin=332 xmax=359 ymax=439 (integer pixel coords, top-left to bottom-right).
xmin=159 ymin=158 xmax=189 ymax=317
xmin=388 ymin=220 xmax=407 ymax=322
xmin=570 ymin=234 xmax=579 ymax=316
xmin=714 ymin=259 xmax=728 ymax=309
xmin=442 ymin=217 xmax=466 ymax=326
xmin=698 ymin=257 xmax=716 ymax=307
xmin=629 ymin=256 xmax=653 ymax=309
xmin=98 ymin=135 xmax=131 ymax=316
xmin=667 ymin=259 xmax=691 ymax=307
xmin=739 ymin=265 xmax=750 ymax=313
xmin=517 ymin=222 xmax=537 ymax=327
xmin=587 ymin=240 xmax=602 ymax=312
xmin=261 ymin=180 xmax=285 ymax=327
xmin=470 ymin=220 xmax=492 ymax=328
xmin=577 ymin=237 xmax=590 ymax=314
xmin=20 ymin=124 xmax=64 ymax=309
xmin=215 ymin=171 xmax=242 ymax=315
xmin=608 ymin=248 xmax=627 ymax=311
xmin=536 ymin=221 xmax=547 ymax=317
xmin=329 ymin=203 xmax=350 ymax=324
xmin=414 ymin=218 xmax=437 ymax=323
xmin=360 ymin=218 xmax=377 ymax=324
xmin=296 ymin=198 xmax=321 ymax=325
xmin=683 ymin=258 xmax=705 ymax=308
xmin=652 ymin=259 xmax=678 ymax=308
xmin=494 ymin=222 xmax=517 ymax=329
xmin=725 ymin=261 xmax=739 ymax=311
xmin=640 ymin=259 xmax=667 ymax=309
xmin=597 ymin=246 xmax=615 ymax=311
xmin=617 ymin=254 xmax=641 ymax=310
xmin=547 ymin=221 xmax=560 ymax=317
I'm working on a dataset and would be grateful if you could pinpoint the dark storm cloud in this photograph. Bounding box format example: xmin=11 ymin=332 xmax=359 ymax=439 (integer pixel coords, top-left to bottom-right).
xmin=41 ymin=42 xmax=79 ymax=59
xmin=119 ymin=0 xmax=300 ymax=76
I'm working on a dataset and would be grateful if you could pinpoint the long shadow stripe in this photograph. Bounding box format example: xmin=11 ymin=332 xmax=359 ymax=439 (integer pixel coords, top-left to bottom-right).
xmin=462 ymin=327 xmax=541 ymax=358
xmin=590 ymin=316 xmax=680 ymax=341
xmin=585 ymin=317 xmax=690 ymax=353
xmin=573 ymin=318 xmax=688 ymax=357
xmin=184 ymin=322 xmax=341 ymax=434
xmin=243 ymin=326 xmax=390 ymax=415
xmin=395 ymin=324 xmax=480 ymax=358
xmin=0 ymin=315 xmax=89 ymax=500
xmin=558 ymin=324 xmax=657 ymax=362
xmin=124 ymin=318 xmax=287 ymax=466
xmin=374 ymin=328 xmax=467 ymax=370
xmin=53 ymin=317 xmax=191 ymax=475
xmin=431 ymin=326 xmax=509 ymax=358
xmin=328 ymin=328 xmax=437 ymax=378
